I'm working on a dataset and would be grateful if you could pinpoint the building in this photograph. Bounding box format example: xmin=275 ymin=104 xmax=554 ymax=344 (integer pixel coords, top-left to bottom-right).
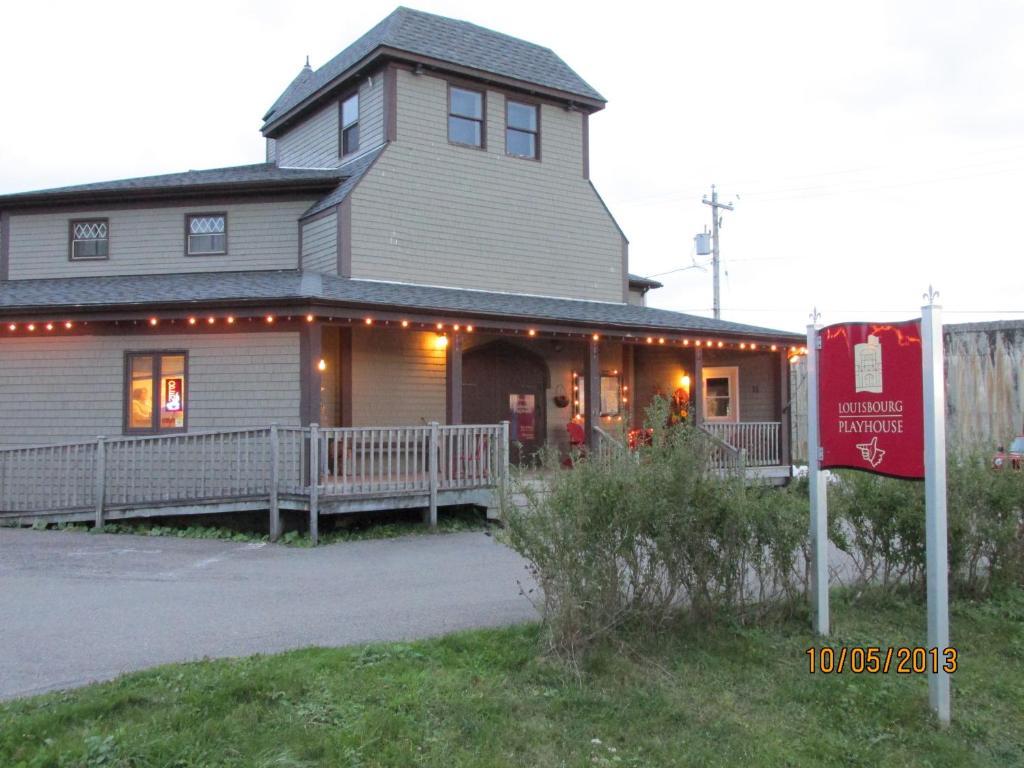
xmin=0 ymin=8 xmax=802 ymax=528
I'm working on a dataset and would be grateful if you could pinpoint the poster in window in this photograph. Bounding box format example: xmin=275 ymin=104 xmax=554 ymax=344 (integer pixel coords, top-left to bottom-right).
xmin=161 ymin=376 xmax=185 ymax=428
xmin=509 ymin=394 xmax=536 ymax=442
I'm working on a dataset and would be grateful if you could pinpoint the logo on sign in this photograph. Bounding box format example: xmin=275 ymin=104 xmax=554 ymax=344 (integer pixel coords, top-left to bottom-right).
xmin=854 ymin=335 xmax=883 ymax=393
xmin=855 ymin=436 xmax=886 ymax=468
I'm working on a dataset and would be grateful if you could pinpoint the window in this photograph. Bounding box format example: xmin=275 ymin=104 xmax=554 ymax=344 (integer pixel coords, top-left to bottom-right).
xmin=702 ymin=367 xmax=739 ymax=423
xmin=186 ymin=214 xmax=227 ymax=255
xmin=506 ymin=100 xmax=538 ymax=159
xmin=125 ymin=352 xmax=187 ymax=433
xmin=448 ymin=86 xmax=484 ymax=147
xmin=340 ymin=93 xmax=359 ymax=155
xmin=600 ymin=373 xmax=621 ymax=417
xmin=69 ymin=219 xmax=109 ymax=260
xmin=572 ymin=370 xmax=623 ymax=419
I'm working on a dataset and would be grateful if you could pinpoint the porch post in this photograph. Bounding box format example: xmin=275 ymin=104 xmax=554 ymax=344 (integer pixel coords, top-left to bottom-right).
xmin=299 ymin=321 xmax=324 ymax=426
xmin=622 ymin=344 xmax=635 ymax=428
xmin=692 ymin=346 xmax=704 ymax=429
xmin=445 ymin=331 xmax=463 ymax=425
xmin=583 ymin=336 xmax=600 ymax=450
xmin=338 ymin=326 xmax=353 ymax=427
xmin=779 ymin=349 xmax=792 ymax=467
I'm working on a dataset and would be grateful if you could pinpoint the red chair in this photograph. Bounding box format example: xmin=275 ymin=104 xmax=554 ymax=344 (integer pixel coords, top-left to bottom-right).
xmin=563 ymin=421 xmax=586 ymax=467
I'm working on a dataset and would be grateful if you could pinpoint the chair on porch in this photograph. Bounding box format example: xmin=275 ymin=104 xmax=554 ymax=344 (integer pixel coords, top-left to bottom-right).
xmin=563 ymin=421 xmax=586 ymax=467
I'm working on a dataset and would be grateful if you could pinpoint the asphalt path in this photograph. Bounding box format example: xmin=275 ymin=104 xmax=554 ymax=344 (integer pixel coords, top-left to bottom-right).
xmin=0 ymin=528 xmax=537 ymax=700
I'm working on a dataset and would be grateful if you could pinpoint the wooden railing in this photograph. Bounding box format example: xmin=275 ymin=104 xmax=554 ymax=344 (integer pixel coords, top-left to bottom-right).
xmin=0 ymin=422 xmax=510 ymax=543
xmin=698 ymin=427 xmax=746 ymax=472
xmin=701 ymin=422 xmax=781 ymax=467
xmin=593 ymin=426 xmax=627 ymax=460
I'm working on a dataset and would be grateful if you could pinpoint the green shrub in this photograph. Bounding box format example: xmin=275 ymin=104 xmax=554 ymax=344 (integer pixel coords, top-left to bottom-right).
xmin=830 ymin=454 xmax=1024 ymax=598
xmin=500 ymin=398 xmax=809 ymax=665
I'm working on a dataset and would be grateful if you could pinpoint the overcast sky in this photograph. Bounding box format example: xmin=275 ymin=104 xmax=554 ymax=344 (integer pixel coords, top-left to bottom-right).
xmin=2 ymin=1 xmax=1021 ymax=333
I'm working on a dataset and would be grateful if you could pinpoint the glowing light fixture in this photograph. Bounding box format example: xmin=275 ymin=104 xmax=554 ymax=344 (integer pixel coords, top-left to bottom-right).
xmin=317 ymin=359 xmax=327 ymax=372
xmin=434 ymin=334 xmax=449 ymax=350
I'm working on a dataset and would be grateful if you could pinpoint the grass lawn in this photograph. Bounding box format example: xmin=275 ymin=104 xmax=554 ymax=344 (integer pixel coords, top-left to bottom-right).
xmin=2 ymin=589 xmax=1021 ymax=768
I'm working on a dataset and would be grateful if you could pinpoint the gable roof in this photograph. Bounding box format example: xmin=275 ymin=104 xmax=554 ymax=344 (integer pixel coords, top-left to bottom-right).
xmin=262 ymin=7 xmax=605 ymax=134
xmin=0 ymin=270 xmax=802 ymax=341
xmin=0 ymin=163 xmax=346 ymax=208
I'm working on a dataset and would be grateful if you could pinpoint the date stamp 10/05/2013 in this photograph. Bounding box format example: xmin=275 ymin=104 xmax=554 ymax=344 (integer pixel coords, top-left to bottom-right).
xmin=806 ymin=646 xmax=958 ymax=675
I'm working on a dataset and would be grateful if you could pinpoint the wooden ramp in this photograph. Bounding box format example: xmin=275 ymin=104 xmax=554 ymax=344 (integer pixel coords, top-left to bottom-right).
xmin=0 ymin=423 xmax=510 ymax=543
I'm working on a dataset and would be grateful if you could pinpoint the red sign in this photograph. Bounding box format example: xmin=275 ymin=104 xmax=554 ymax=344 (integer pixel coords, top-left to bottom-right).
xmin=818 ymin=320 xmax=924 ymax=479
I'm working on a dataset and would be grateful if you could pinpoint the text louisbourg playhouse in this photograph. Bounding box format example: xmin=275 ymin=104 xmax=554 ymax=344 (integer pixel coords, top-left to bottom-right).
xmin=0 ymin=8 xmax=804 ymax=533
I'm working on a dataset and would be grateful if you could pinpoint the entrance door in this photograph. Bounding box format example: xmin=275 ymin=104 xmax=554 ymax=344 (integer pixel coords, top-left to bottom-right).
xmin=463 ymin=341 xmax=548 ymax=464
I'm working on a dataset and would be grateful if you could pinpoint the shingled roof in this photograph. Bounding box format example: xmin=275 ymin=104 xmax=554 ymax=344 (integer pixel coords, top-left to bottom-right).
xmin=0 ymin=163 xmax=346 ymax=208
xmin=0 ymin=270 xmax=801 ymax=340
xmin=262 ymin=7 xmax=605 ymax=133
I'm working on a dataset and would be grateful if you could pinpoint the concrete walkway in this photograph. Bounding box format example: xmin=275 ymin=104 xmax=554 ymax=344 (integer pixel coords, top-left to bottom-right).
xmin=0 ymin=528 xmax=537 ymax=701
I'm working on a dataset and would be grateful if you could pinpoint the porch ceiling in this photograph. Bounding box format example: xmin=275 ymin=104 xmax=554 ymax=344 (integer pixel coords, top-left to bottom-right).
xmin=0 ymin=269 xmax=803 ymax=342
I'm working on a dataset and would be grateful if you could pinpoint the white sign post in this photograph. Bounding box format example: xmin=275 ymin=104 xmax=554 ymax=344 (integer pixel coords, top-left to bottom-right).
xmin=922 ymin=288 xmax=951 ymax=725
xmin=806 ymin=315 xmax=829 ymax=636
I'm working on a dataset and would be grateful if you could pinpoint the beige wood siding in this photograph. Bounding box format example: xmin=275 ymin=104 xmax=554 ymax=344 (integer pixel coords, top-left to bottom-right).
xmin=702 ymin=350 xmax=779 ymax=422
xmin=7 ymin=200 xmax=312 ymax=280
xmin=0 ymin=332 xmax=300 ymax=448
xmin=350 ymin=327 xmax=445 ymax=426
xmin=628 ymin=288 xmax=646 ymax=306
xmin=301 ymin=211 xmax=337 ymax=273
xmin=348 ymin=70 xmax=625 ymax=302
xmin=275 ymin=74 xmax=385 ymax=169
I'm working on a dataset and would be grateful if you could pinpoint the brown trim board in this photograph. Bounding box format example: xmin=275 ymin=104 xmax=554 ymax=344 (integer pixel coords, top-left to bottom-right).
xmin=3 ymin=191 xmax=328 ymax=216
xmin=384 ymin=63 xmax=398 ymax=142
xmin=0 ymin=211 xmax=10 ymax=281
xmin=337 ymin=198 xmax=352 ymax=277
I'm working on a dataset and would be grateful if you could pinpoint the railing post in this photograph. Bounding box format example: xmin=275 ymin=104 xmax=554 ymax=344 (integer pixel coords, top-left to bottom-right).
xmin=93 ymin=436 xmax=106 ymax=529
xmin=426 ymin=421 xmax=439 ymax=529
xmin=500 ymin=419 xmax=510 ymax=491
xmin=269 ymin=424 xmax=281 ymax=542
xmin=308 ymin=423 xmax=319 ymax=545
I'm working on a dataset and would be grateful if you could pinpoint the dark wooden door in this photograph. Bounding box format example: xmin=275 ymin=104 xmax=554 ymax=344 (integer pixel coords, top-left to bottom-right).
xmin=463 ymin=341 xmax=548 ymax=464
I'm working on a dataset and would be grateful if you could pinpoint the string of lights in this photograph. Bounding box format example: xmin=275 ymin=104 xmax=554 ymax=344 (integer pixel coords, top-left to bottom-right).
xmin=0 ymin=311 xmax=809 ymax=357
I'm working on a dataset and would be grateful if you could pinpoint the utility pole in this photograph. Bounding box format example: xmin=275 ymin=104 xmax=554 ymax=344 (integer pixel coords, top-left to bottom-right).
xmin=702 ymin=185 xmax=734 ymax=320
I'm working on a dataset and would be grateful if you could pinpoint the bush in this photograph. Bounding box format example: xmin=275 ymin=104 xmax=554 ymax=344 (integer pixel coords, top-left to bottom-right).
xmin=829 ymin=454 xmax=1024 ymax=598
xmin=500 ymin=398 xmax=809 ymax=665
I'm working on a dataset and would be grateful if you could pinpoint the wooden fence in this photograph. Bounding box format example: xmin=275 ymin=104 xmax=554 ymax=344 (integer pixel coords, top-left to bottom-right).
xmin=0 ymin=422 xmax=509 ymax=543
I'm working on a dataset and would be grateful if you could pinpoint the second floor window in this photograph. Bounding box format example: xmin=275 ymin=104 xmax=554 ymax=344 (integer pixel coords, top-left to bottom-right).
xmin=341 ymin=93 xmax=359 ymax=155
xmin=186 ymin=214 xmax=227 ymax=255
xmin=449 ymin=86 xmax=484 ymax=147
xmin=69 ymin=219 xmax=109 ymax=260
xmin=506 ymin=101 xmax=538 ymax=159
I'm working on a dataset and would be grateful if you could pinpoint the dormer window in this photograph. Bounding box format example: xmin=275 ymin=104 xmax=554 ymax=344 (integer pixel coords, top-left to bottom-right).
xmin=340 ymin=93 xmax=359 ymax=155
xmin=506 ymin=101 xmax=539 ymax=159
xmin=186 ymin=214 xmax=227 ymax=256
xmin=448 ymin=86 xmax=484 ymax=148
xmin=69 ymin=219 xmax=109 ymax=260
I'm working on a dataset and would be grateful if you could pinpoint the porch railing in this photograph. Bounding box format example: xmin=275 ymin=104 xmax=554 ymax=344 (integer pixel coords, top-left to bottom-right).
xmin=0 ymin=421 xmax=510 ymax=543
xmin=701 ymin=422 xmax=781 ymax=467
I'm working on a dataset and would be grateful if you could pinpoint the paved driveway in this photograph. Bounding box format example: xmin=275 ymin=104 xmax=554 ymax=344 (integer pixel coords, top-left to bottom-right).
xmin=0 ymin=528 xmax=537 ymax=701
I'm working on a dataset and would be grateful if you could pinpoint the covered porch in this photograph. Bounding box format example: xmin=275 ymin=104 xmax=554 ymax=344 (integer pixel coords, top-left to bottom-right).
xmin=307 ymin=312 xmax=801 ymax=478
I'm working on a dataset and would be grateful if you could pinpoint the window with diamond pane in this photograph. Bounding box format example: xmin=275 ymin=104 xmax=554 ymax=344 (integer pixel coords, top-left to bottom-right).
xmin=186 ymin=214 xmax=226 ymax=255
xmin=70 ymin=219 xmax=109 ymax=259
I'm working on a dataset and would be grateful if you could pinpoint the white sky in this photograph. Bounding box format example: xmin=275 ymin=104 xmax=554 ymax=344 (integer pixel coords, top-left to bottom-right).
xmin=2 ymin=0 xmax=1022 ymax=333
